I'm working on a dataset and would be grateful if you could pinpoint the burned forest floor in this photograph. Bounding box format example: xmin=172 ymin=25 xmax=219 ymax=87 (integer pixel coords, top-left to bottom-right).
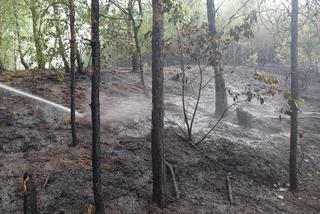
xmin=0 ymin=65 xmax=320 ymax=213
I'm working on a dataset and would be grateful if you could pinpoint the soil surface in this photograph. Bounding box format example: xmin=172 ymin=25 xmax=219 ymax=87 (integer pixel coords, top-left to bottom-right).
xmin=0 ymin=65 xmax=319 ymax=213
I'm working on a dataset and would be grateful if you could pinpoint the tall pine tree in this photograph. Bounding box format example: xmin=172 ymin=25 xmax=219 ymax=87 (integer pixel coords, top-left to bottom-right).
xmin=151 ymin=0 xmax=167 ymax=208
xmin=91 ymin=0 xmax=105 ymax=212
xmin=289 ymin=0 xmax=299 ymax=192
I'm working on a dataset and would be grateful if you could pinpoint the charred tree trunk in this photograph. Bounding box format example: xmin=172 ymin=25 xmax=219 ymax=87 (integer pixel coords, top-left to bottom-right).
xmin=23 ymin=172 xmax=38 ymax=214
xmin=76 ymin=49 xmax=84 ymax=74
xmin=69 ymin=0 xmax=77 ymax=146
xmin=132 ymin=52 xmax=140 ymax=73
xmin=132 ymin=24 xmax=145 ymax=91
xmin=126 ymin=9 xmax=139 ymax=73
xmin=129 ymin=0 xmax=145 ymax=91
xmin=91 ymin=0 xmax=105 ymax=212
xmin=207 ymin=0 xmax=228 ymax=116
xmin=289 ymin=0 xmax=299 ymax=192
xmin=214 ymin=70 xmax=228 ymax=116
xmin=151 ymin=0 xmax=167 ymax=208
xmin=207 ymin=0 xmax=217 ymax=34
xmin=13 ymin=1 xmax=29 ymax=70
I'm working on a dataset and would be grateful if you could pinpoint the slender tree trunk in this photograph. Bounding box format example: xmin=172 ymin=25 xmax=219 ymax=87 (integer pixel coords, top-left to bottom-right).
xmin=131 ymin=17 xmax=145 ymax=91
xmin=132 ymin=52 xmax=140 ymax=73
xmin=47 ymin=36 xmax=56 ymax=68
xmin=14 ymin=41 xmax=17 ymax=70
xmin=207 ymin=0 xmax=228 ymax=116
xmin=69 ymin=0 xmax=77 ymax=146
xmin=91 ymin=0 xmax=105 ymax=212
xmin=151 ymin=0 xmax=167 ymax=208
xmin=289 ymin=0 xmax=299 ymax=192
xmin=53 ymin=4 xmax=70 ymax=73
xmin=129 ymin=0 xmax=145 ymax=91
xmin=0 ymin=37 xmax=5 ymax=70
xmin=126 ymin=8 xmax=139 ymax=73
xmin=76 ymin=49 xmax=84 ymax=74
xmin=30 ymin=0 xmax=45 ymax=69
xmin=0 ymin=60 xmax=4 ymax=71
xmin=207 ymin=0 xmax=217 ymax=34
xmin=133 ymin=25 xmax=145 ymax=90
xmin=12 ymin=1 xmax=29 ymax=70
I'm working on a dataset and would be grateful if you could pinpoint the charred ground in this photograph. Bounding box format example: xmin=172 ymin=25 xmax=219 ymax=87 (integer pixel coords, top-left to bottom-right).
xmin=0 ymin=65 xmax=319 ymax=213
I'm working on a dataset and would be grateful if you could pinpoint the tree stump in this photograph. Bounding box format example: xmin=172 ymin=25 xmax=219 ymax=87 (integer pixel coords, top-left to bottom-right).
xmin=23 ymin=171 xmax=38 ymax=214
xmin=236 ymin=107 xmax=253 ymax=128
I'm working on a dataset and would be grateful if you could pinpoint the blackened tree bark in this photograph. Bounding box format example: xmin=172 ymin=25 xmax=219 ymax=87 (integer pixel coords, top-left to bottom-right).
xmin=126 ymin=19 xmax=139 ymax=73
xmin=76 ymin=49 xmax=84 ymax=74
xmin=125 ymin=14 xmax=139 ymax=73
xmin=132 ymin=52 xmax=140 ymax=73
xmin=91 ymin=0 xmax=105 ymax=212
xmin=129 ymin=0 xmax=145 ymax=91
xmin=23 ymin=172 xmax=38 ymax=214
xmin=69 ymin=0 xmax=77 ymax=146
xmin=207 ymin=0 xmax=217 ymax=34
xmin=151 ymin=0 xmax=167 ymax=208
xmin=206 ymin=0 xmax=228 ymax=116
xmin=289 ymin=0 xmax=299 ymax=192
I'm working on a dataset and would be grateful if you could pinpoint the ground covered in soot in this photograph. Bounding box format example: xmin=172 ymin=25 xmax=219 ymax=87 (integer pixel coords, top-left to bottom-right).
xmin=0 ymin=65 xmax=319 ymax=213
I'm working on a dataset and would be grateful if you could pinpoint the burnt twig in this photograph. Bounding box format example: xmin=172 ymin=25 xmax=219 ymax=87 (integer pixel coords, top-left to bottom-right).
xmin=166 ymin=161 xmax=180 ymax=199
xmin=42 ymin=173 xmax=51 ymax=188
xmin=226 ymin=175 xmax=234 ymax=205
